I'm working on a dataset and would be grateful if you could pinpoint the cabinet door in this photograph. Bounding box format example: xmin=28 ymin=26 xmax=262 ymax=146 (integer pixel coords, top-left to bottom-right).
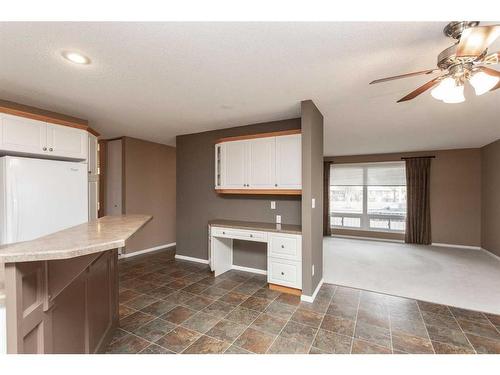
xmin=88 ymin=134 xmax=98 ymax=175
xmin=47 ymin=124 xmax=88 ymax=160
xmin=88 ymin=180 xmax=99 ymax=221
xmin=222 ymin=140 xmax=247 ymax=189
xmin=247 ymin=137 xmax=276 ymax=189
xmin=276 ymin=134 xmax=301 ymax=189
xmin=0 ymin=114 xmax=47 ymax=155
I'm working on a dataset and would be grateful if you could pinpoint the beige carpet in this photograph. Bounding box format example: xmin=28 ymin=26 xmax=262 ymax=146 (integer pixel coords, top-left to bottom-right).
xmin=323 ymin=237 xmax=500 ymax=314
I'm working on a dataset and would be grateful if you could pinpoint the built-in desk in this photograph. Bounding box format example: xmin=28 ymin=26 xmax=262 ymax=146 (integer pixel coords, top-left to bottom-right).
xmin=208 ymin=220 xmax=303 ymax=292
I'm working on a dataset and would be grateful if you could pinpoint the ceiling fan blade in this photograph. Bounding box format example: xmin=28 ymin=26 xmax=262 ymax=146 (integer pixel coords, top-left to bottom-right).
xmin=370 ymin=69 xmax=439 ymax=84
xmin=397 ymin=77 xmax=442 ymax=103
xmin=483 ymin=51 xmax=500 ymax=65
xmin=456 ymin=25 xmax=500 ymax=58
xmin=479 ymin=66 xmax=500 ymax=78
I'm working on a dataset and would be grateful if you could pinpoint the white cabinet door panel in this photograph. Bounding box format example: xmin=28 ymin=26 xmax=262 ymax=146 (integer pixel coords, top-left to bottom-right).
xmin=88 ymin=134 xmax=98 ymax=175
xmin=268 ymin=257 xmax=302 ymax=289
xmin=47 ymin=124 xmax=88 ymax=160
xmin=276 ymin=134 xmax=301 ymax=189
xmin=247 ymin=137 xmax=275 ymax=188
xmin=0 ymin=114 xmax=47 ymax=154
xmin=223 ymin=141 xmax=247 ymax=189
xmin=88 ymin=180 xmax=98 ymax=221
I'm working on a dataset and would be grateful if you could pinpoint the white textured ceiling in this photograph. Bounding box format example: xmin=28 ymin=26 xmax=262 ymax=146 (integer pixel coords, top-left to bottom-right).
xmin=1 ymin=22 xmax=499 ymax=155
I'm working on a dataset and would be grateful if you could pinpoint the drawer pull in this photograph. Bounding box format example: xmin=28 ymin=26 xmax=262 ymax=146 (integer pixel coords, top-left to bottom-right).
xmin=250 ymin=234 xmax=253 ymax=237
xmin=281 ymin=245 xmax=285 ymax=248
xmin=281 ymin=272 xmax=285 ymax=275
xmin=222 ymin=231 xmax=226 ymax=235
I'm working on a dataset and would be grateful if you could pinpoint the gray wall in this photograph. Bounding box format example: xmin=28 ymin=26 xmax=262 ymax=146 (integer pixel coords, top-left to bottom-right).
xmin=123 ymin=137 xmax=176 ymax=254
xmin=481 ymin=139 xmax=500 ymax=257
xmin=176 ymin=118 xmax=301 ymax=266
xmin=301 ymin=100 xmax=324 ymax=296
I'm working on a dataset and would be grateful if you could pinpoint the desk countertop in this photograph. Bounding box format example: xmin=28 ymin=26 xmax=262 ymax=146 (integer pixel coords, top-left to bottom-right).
xmin=208 ymin=219 xmax=302 ymax=235
xmin=0 ymin=215 xmax=152 ymax=264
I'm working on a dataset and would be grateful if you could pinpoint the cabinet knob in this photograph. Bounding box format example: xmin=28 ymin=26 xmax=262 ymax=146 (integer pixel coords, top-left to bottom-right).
xmin=281 ymin=272 xmax=285 ymax=276
xmin=281 ymin=245 xmax=285 ymax=248
xmin=275 ymin=184 xmax=278 ymax=187
xmin=43 ymin=147 xmax=47 ymax=151
xmin=222 ymin=231 xmax=225 ymax=235
xmin=250 ymin=234 xmax=253 ymax=237
xmin=49 ymin=148 xmax=53 ymax=152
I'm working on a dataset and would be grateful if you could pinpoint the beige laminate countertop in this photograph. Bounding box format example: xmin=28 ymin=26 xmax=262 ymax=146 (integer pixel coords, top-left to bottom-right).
xmin=208 ymin=219 xmax=302 ymax=235
xmin=0 ymin=215 xmax=152 ymax=264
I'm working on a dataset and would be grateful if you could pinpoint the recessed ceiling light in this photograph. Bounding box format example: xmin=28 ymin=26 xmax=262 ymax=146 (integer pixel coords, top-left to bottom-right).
xmin=61 ymin=51 xmax=91 ymax=65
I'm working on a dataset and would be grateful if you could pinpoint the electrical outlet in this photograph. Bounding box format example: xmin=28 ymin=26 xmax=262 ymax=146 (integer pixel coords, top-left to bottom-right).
xmin=271 ymin=201 xmax=276 ymax=210
xmin=276 ymin=215 xmax=281 ymax=224
xmin=312 ymin=264 xmax=315 ymax=276
xmin=312 ymin=198 xmax=316 ymax=208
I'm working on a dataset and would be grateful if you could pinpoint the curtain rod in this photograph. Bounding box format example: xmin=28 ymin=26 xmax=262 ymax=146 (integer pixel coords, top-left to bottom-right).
xmin=401 ymin=156 xmax=435 ymax=160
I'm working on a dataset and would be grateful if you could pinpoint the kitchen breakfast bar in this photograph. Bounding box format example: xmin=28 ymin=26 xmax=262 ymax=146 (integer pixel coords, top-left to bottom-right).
xmin=0 ymin=215 xmax=151 ymax=354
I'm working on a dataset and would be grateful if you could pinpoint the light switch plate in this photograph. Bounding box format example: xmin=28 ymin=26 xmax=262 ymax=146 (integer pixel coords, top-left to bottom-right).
xmin=276 ymin=215 xmax=281 ymax=224
xmin=312 ymin=198 xmax=316 ymax=208
xmin=271 ymin=201 xmax=276 ymax=210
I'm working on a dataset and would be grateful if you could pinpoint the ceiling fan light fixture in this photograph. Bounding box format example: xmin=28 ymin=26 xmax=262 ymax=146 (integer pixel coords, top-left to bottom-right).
xmin=430 ymin=77 xmax=456 ymax=101
xmin=469 ymin=70 xmax=500 ymax=95
xmin=442 ymin=84 xmax=465 ymax=103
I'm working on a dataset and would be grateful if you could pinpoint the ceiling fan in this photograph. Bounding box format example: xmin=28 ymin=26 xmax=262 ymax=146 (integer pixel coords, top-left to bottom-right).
xmin=370 ymin=21 xmax=500 ymax=103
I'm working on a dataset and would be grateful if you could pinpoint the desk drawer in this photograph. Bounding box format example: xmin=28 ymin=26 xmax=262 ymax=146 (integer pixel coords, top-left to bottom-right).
xmin=268 ymin=234 xmax=301 ymax=261
xmin=268 ymin=257 xmax=302 ymax=289
xmin=211 ymin=226 xmax=267 ymax=242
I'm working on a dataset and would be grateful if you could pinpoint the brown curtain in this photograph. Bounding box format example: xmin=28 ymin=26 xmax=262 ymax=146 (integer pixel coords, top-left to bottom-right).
xmin=323 ymin=161 xmax=332 ymax=236
xmin=405 ymin=157 xmax=432 ymax=244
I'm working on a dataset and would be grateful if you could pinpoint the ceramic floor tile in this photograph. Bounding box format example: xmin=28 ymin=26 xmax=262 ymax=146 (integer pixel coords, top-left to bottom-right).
xmin=290 ymin=308 xmax=324 ymax=328
xmin=240 ymin=296 xmax=272 ymax=312
xmin=391 ymin=332 xmax=434 ymax=354
xmin=206 ymin=319 xmax=248 ymax=342
xmin=280 ymin=321 xmax=318 ymax=346
xmin=155 ymin=326 xmax=201 ymax=353
xmin=265 ymin=301 xmax=298 ymax=320
xmin=132 ymin=318 xmax=176 ymax=342
xmin=251 ymin=313 xmax=288 ymax=335
xmin=225 ymin=306 xmax=261 ymax=325
xmin=354 ymin=321 xmax=391 ymax=349
xmin=233 ymin=327 xmax=276 ymax=354
xmin=320 ymin=314 xmax=355 ymax=337
xmin=351 ymin=339 xmax=391 ymax=354
xmin=161 ymin=305 xmax=197 ymax=324
xmin=120 ymin=311 xmax=156 ymax=332
xmin=465 ymin=333 xmax=500 ymax=354
xmin=139 ymin=344 xmax=175 ymax=354
xmin=267 ymin=336 xmax=310 ymax=354
xmin=313 ymin=329 xmax=352 ymax=354
xmin=183 ymin=335 xmax=230 ymax=354
xmin=181 ymin=312 xmax=222 ymax=334
xmin=105 ymin=334 xmax=150 ymax=354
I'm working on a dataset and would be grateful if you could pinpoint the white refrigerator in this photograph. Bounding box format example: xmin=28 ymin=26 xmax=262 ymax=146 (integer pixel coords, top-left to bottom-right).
xmin=0 ymin=156 xmax=88 ymax=245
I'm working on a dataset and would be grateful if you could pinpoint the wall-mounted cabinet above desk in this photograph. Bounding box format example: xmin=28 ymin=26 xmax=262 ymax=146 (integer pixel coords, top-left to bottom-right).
xmin=214 ymin=130 xmax=302 ymax=195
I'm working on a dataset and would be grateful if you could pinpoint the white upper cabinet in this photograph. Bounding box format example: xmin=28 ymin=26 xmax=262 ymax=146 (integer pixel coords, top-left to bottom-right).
xmin=0 ymin=114 xmax=47 ymax=154
xmin=0 ymin=113 xmax=88 ymax=161
xmin=247 ymin=137 xmax=276 ymax=189
xmin=47 ymin=123 xmax=88 ymax=160
xmin=215 ymin=132 xmax=301 ymax=193
xmin=87 ymin=134 xmax=99 ymax=176
xmin=222 ymin=140 xmax=247 ymax=189
xmin=276 ymin=134 xmax=301 ymax=189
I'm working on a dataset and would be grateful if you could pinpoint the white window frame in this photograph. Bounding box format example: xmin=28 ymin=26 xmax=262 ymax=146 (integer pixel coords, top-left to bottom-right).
xmin=330 ymin=162 xmax=406 ymax=233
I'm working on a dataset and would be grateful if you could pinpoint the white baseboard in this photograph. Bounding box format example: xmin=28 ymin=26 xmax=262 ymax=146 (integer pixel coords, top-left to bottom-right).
xmin=481 ymin=248 xmax=500 ymax=262
xmin=432 ymin=243 xmax=481 ymax=250
xmin=332 ymin=234 xmax=404 ymax=243
xmin=301 ymin=278 xmax=324 ymax=303
xmin=232 ymin=264 xmax=267 ymax=275
xmin=174 ymin=254 xmax=209 ymax=264
xmin=119 ymin=242 xmax=176 ymax=259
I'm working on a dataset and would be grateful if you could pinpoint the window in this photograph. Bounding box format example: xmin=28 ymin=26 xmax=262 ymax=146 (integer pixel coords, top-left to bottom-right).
xmin=330 ymin=162 xmax=406 ymax=233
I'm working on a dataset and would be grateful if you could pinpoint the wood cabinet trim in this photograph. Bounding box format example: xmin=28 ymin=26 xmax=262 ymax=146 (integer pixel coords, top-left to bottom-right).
xmin=215 ymin=188 xmax=301 ymax=195
xmin=268 ymin=283 xmax=302 ymax=296
xmin=215 ymin=129 xmax=301 ymax=144
xmin=0 ymin=99 xmax=100 ymax=136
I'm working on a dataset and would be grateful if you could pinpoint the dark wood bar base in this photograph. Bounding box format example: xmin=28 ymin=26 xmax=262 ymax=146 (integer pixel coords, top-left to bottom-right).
xmin=5 ymin=249 xmax=118 ymax=354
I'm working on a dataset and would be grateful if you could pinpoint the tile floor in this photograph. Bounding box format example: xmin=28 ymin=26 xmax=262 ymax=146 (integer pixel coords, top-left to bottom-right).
xmin=105 ymin=249 xmax=500 ymax=354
